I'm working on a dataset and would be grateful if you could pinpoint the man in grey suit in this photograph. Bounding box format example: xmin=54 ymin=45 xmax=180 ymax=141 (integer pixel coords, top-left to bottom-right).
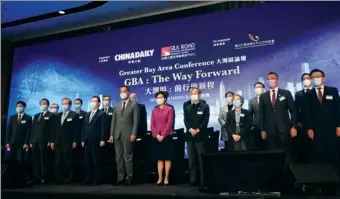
xmin=248 ymin=82 xmax=265 ymax=150
xmin=218 ymin=91 xmax=234 ymax=151
xmin=109 ymin=86 xmax=140 ymax=186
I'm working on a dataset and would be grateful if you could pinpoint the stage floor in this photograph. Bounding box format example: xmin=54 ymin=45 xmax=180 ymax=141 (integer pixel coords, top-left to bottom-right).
xmin=2 ymin=183 xmax=340 ymax=199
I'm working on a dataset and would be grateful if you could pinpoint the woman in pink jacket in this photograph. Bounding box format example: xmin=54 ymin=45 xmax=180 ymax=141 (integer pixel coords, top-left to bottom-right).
xmin=151 ymin=91 xmax=174 ymax=186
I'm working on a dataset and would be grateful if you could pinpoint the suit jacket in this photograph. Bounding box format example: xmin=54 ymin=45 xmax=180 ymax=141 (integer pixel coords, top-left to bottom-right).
xmin=82 ymin=110 xmax=106 ymax=147
xmin=218 ymin=104 xmax=234 ymax=141
xmin=225 ymin=109 xmax=252 ymax=149
xmin=183 ymin=99 xmax=206 ymax=111
xmin=155 ymin=103 xmax=175 ymax=130
xmin=75 ymin=110 xmax=87 ymax=144
xmin=101 ymin=107 xmax=114 ymax=139
xmin=248 ymin=96 xmax=260 ymax=128
xmin=52 ymin=111 xmax=78 ymax=147
xmin=31 ymin=111 xmax=55 ymax=144
xmin=295 ymin=89 xmax=311 ymax=125
xmin=110 ymin=100 xmax=140 ymax=140
xmin=137 ymin=104 xmax=147 ymax=136
xmin=6 ymin=113 xmax=32 ymax=147
xmin=259 ymin=89 xmax=297 ymax=134
xmin=304 ymin=86 xmax=340 ymax=136
xmin=151 ymin=105 xmax=174 ymax=138
xmin=184 ymin=102 xmax=210 ymax=142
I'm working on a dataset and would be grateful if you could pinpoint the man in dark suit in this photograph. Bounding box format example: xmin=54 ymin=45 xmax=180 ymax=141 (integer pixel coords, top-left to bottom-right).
xmin=183 ymin=87 xmax=206 ymax=111
xmin=81 ymin=96 xmax=106 ymax=185
xmin=5 ymin=101 xmax=32 ymax=186
xmin=259 ymin=72 xmax=297 ymax=161
xmin=130 ymin=93 xmax=147 ymax=136
xmin=30 ymin=98 xmax=55 ymax=184
xmin=109 ymin=86 xmax=140 ymax=186
xmin=51 ymin=98 xmax=78 ymax=184
xmin=101 ymin=95 xmax=114 ymax=139
xmin=304 ymin=69 xmax=340 ymax=167
xmin=248 ymin=82 xmax=265 ymax=150
xmin=184 ymin=87 xmax=210 ymax=186
xmin=294 ymin=73 xmax=312 ymax=162
xmin=74 ymin=98 xmax=86 ymax=145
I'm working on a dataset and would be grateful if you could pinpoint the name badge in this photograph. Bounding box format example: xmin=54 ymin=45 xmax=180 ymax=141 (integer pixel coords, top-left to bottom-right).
xmin=326 ymin=95 xmax=333 ymax=100
xmin=279 ymin=96 xmax=285 ymax=101
xmin=44 ymin=117 xmax=49 ymax=120
xmin=240 ymin=113 xmax=245 ymax=117
xmin=79 ymin=116 xmax=83 ymax=119
xmin=21 ymin=120 xmax=26 ymax=124
xmin=197 ymin=111 xmax=203 ymax=115
xmin=67 ymin=118 xmax=72 ymax=122
xmin=108 ymin=112 xmax=113 ymax=115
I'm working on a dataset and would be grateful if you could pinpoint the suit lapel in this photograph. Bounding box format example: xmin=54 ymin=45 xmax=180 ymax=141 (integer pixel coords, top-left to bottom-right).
xmin=231 ymin=110 xmax=236 ymax=123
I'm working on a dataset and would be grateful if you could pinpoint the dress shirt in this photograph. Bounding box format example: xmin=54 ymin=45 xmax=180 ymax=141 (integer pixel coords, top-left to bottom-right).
xmin=270 ymin=87 xmax=279 ymax=101
xmin=315 ymin=85 xmax=324 ymax=96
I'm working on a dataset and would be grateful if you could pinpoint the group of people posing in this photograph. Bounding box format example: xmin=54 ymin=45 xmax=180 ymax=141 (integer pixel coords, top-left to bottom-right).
xmin=5 ymin=68 xmax=340 ymax=188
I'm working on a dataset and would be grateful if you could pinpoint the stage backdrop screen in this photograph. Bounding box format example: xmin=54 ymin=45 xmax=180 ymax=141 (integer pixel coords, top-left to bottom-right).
xmin=8 ymin=2 xmax=340 ymax=152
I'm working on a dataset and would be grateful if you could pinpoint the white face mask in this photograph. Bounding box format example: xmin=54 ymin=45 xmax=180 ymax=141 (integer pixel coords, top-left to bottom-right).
xmin=226 ymin=97 xmax=233 ymax=104
xmin=50 ymin=108 xmax=57 ymax=113
xmin=255 ymin=88 xmax=263 ymax=96
xmin=156 ymin=98 xmax=165 ymax=105
xmin=120 ymin=93 xmax=128 ymax=100
xmin=103 ymin=101 xmax=110 ymax=107
xmin=190 ymin=94 xmax=199 ymax=101
xmin=303 ymin=79 xmax=311 ymax=87
xmin=313 ymin=78 xmax=323 ymax=87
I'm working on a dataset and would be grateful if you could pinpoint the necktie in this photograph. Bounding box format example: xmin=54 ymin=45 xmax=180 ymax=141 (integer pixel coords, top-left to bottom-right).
xmin=271 ymin=90 xmax=276 ymax=107
xmin=38 ymin=112 xmax=43 ymax=122
xmin=89 ymin=111 xmax=95 ymax=123
xmin=18 ymin=114 xmax=22 ymax=124
xmin=121 ymin=102 xmax=126 ymax=117
xmin=317 ymin=88 xmax=323 ymax=104
xmin=105 ymin=108 xmax=108 ymax=114
xmin=61 ymin=112 xmax=67 ymax=124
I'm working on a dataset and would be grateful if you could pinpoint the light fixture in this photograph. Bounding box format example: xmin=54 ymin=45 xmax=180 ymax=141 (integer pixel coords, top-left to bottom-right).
xmin=58 ymin=10 xmax=66 ymax=15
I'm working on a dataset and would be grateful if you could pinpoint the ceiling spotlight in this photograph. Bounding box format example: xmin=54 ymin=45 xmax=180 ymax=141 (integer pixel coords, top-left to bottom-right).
xmin=59 ymin=10 xmax=66 ymax=14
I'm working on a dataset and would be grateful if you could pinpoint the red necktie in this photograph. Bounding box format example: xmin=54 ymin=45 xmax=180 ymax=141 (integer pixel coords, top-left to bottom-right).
xmin=317 ymin=88 xmax=323 ymax=104
xmin=271 ymin=90 xmax=276 ymax=107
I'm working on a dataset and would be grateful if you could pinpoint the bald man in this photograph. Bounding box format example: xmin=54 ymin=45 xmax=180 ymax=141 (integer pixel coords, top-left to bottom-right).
xmin=130 ymin=93 xmax=147 ymax=136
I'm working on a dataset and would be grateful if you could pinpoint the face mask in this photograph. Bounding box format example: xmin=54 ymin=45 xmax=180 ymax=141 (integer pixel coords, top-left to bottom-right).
xmin=120 ymin=93 xmax=128 ymax=100
xmin=267 ymin=79 xmax=277 ymax=88
xmin=226 ymin=97 xmax=233 ymax=104
xmin=233 ymin=100 xmax=242 ymax=108
xmin=74 ymin=104 xmax=81 ymax=110
xmin=50 ymin=108 xmax=57 ymax=113
xmin=103 ymin=101 xmax=110 ymax=107
xmin=313 ymin=78 xmax=323 ymax=87
xmin=156 ymin=98 xmax=165 ymax=105
xmin=303 ymin=79 xmax=311 ymax=87
xmin=130 ymin=98 xmax=136 ymax=102
xmin=190 ymin=94 xmax=199 ymax=101
xmin=255 ymin=88 xmax=263 ymax=96
xmin=16 ymin=107 xmax=24 ymax=114
xmin=40 ymin=105 xmax=48 ymax=112
xmin=62 ymin=105 xmax=70 ymax=112
xmin=90 ymin=102 xmax=98 ymax=110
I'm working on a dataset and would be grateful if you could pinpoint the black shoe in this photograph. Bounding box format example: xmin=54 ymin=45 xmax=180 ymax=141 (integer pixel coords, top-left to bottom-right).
xmin=81 ymin=181 xmax=91 ymax=185
xmin=156 ymin=181 xmax=163 ymax=186
xmin=92 ymin=182 xmax=101 ymax=186
xmin=189 ymin=182 xmax=196 ymax=187
xmin=164 ymin=181 xmax=169 ymax=186
xmin=123 ymin=178 xmax=132 ymax=186
xmin=41 ymin=179 xmax=46 ymax=184
xmin=115 ymin=179 xmax=124 ymax=186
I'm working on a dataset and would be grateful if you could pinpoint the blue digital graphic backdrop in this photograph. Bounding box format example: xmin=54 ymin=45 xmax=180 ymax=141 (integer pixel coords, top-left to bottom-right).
xmin=8 ymin=2 xmax=340 ymax=151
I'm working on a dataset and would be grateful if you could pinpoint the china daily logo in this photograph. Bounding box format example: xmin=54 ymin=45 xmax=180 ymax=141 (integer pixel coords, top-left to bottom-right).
xmin=235 ymin=33 xmax=275 ymax=49
xmin=114 ymin=49 xmax=154 ymax=61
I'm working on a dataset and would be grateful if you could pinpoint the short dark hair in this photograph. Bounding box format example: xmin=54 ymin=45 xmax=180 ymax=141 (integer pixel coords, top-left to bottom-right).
xmin=40 ymin=98 xmax=50 ymax=106
xmin=267 ymin=72 xmax=279 ymax=79
xmin=75 ymin=98 xmax=83 ymax=104
xmin=62 ymin=97 xmax=72 ymax=105
xmin=163 ymin=91 xmax=169 ymax=98
xmin=16 ymin=101 xmax=26 ymax=107
xmin=300 ymin=73 xmax=310 ymax=81
xmin=225 ymin=91 xmax=234 ymax=98
xmin=191 ymin=87 xmax=201 ymax=94
xmin=120 ymin=85 xmax=130 ymax=92
xmin=51 ymin=103 xmax=59 ymax=108
xmin=254 ymin=82 xmax=265 ymax=88
xmin=310 ymin=69 xmax=325 ymax=77
xmin=91 ymin=96 xmax=101 ymax=103
xmin=155 ymin=91 xmax=168 ymax=103
xmin=103 ymin=95 xmax=111 ymax=100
